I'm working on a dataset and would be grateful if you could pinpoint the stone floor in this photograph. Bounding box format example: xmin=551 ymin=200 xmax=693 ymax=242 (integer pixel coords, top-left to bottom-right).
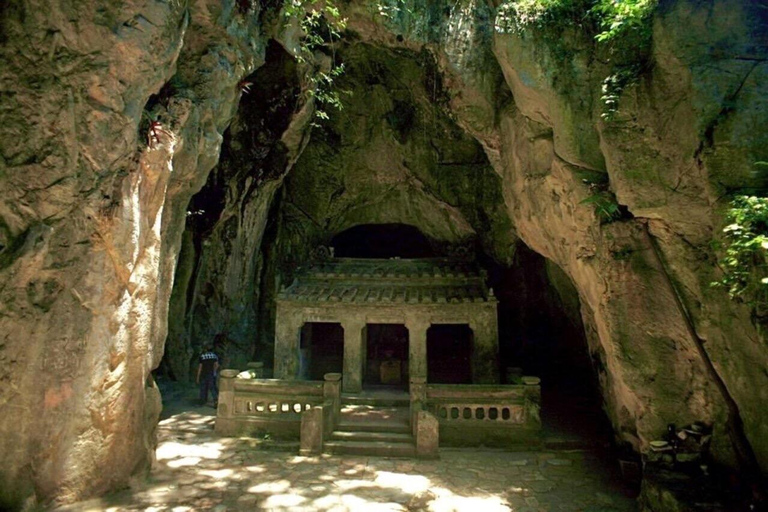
xmin=58 ymin=385 xmax=638 ymax=512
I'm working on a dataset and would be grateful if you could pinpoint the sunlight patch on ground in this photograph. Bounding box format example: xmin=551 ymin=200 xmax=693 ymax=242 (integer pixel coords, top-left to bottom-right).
xmin=374 ymin=471 xmax=431 ymax=494
xmin=261 ymin=493 xmax=309 ymax=508
xmin=247 ymin=479 xmax=292 ymax=494
xmin=312 ymin=493 xmax=405 ymax=511
xmin=156 ymin=441 xmax=223 ymax=461
xmin=198 ymin=468 xmax=234 ymax=479
xmin=428 ymin=491 xmax=511 ymax=512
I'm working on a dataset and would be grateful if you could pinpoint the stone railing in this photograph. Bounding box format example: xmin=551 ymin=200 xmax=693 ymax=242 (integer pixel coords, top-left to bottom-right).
xmin=409 ymin=378 xmax=439 ymax=459
xmin=216 ymin=370 xmax=341 ymax=442
xmin=412 ymin=376 xmax=541 ymax=447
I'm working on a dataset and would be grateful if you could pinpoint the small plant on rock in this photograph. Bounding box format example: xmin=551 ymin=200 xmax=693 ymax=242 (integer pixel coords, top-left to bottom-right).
xmin=581 ymin=191 xmax=622 ymax=223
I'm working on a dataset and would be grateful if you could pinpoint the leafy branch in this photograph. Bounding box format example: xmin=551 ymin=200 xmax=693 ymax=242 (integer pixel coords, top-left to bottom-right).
xmin=712 ymin=193 xmax=768 ymax=316
xmin=283 ymin=0 xmax=349 ymax=125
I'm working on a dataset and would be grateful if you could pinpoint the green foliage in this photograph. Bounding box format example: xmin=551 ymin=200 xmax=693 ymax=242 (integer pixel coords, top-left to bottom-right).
xmin=282 ymin=0 xmax=348 ymax=125
xmin=494 ymin=0 xmax=657 ymax=119
xmin=494 ymin=0 xmax=655 ymax=40
xmin=712 ymin=195 xmax=768 ymax=312
xmin=580 ymin=191 xmax=622 ymax=223
xmin=600 ymin=64 xmax=642 ymax=121
xmin=591 ymin=0 xmax=656 ymax=43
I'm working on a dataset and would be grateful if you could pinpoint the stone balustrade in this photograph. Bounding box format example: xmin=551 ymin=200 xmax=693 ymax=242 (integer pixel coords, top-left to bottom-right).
xmin=216 ymin=370 xmax=342 ymax=440
xmin=419 ymin=377 xmax=542 ymax=447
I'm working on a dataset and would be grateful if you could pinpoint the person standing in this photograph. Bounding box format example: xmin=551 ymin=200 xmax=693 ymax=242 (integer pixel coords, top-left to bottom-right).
xmin=196 ymin=345 xmax=219 ymax=407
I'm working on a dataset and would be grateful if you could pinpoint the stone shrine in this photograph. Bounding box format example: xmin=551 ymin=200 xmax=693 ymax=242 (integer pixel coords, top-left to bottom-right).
xmin=273 ymin=256 xmax=499 ymax=392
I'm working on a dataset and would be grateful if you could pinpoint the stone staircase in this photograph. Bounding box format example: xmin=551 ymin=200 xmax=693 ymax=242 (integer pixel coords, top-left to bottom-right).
xmin=324 ymin=391 xmax=416 ymax=457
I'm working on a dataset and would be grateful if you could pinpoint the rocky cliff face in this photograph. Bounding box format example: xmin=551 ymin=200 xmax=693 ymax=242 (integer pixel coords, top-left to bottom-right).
xmin=0 ymin=0 xmax=276 ymax=507
xmin=1 ymin=0 xmax=767 ymax=508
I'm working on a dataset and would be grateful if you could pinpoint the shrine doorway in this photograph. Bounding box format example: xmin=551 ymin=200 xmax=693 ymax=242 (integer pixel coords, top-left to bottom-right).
xmin=364 ymin=324 xmax=409 ymax=389
xmin=300 ymin=322 xmax=344 ymax=380
xmin=427 ymin=324 xmax=473 ymax=384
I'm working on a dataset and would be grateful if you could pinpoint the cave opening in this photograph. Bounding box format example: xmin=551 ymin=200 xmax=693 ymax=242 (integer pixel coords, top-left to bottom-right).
xmin=331 ymin=224 xmax=436 ymax=258
xmin=159 ymin=34 xmax=615 ymax=475
xmin=489 ymin=243 xmax=612 ymax=447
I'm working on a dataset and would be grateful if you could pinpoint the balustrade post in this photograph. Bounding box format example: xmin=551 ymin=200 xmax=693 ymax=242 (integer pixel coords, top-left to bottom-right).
xmin=214 ymin=369 xmax=239 ymax=435
xmin=415 ymin=411 xmax=439 ymax=459
xmin=300 ymin=406 xmax=324 ymax=455
xmin=324 ymin=372 xmax=342 ymax=425
xmin=522 ymin=376 xmax=542 ymax=427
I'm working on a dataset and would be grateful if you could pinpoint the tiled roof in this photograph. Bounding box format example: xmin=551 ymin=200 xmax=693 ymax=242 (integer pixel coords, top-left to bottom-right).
xmin=277 ymin=258 xmax=495 ymax=305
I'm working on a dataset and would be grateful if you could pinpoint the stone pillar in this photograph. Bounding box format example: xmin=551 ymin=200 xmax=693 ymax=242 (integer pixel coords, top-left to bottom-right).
xmin=415 ymin=410 xmax=439 ymax=459
xmin=406 ymin=318 xmax=429 ymax=382
xmin=214 ymin=369 xmax=239 ymax=435
xmin=274 ymin=306 xmax=302 ymax=379
xmin=342 ymin=319 xmax=365 ymax=393
xmin=324 ymin=372 xmax=342 ymax=424
xmin=470 ymin=307 xmax=499 ymax=384
xmin=300 ymin=406 xmax=324 ymax=455
xmin=523 ymin=376 xmax=542 ymax=428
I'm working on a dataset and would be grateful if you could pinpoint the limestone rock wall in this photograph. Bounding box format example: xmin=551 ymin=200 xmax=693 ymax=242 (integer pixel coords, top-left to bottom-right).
xmin=0 ymin=0 xmax=273 ymax=507
xmin=1 ymin=0 xmax=767 ymax=508
xmin=164 ymin=39 xmax=314 ymax=377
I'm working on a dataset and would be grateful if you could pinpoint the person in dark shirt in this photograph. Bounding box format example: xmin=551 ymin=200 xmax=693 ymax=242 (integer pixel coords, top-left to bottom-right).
xmin=196 ymin=346 xmax=219 ymax=407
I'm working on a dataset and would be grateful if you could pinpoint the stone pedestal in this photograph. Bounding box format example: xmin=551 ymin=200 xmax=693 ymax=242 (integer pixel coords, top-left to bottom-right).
xmin=214 ymin=369 xmax=239 ymax=434
xmin=415 ymin=411 xmax=439 ymax=459
xmin=300 ymin=406 xmax=324 ymax=455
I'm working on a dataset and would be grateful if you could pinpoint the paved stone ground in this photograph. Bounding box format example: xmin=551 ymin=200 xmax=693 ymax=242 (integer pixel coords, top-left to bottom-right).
xmin=58 ymin=384 xmax=638 ymax=512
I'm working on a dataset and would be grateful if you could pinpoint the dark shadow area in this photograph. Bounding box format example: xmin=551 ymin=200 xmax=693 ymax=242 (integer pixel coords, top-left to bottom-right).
xmin=486 ymin=243 xmax=613 ymax=447
xmin=365 ymin=324 xmax=409 ymax=389
xmin=427 ymin=324 xmax=473 ymax=384
xmin=332 ymin=224 xmax=436 ymax=258
xmin=300 ymin=322 xmax=344 ymax=380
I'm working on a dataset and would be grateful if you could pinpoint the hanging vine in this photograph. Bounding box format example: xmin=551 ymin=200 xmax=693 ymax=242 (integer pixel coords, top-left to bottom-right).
xmin=282 ymin=0 xmax=349 ymax=126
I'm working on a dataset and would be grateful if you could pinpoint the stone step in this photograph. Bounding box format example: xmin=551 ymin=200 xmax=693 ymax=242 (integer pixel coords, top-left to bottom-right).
xmin=329 ymin=430 xmax=413 ymax=443
xmin=341 ymin=394 xmax=410 ymax=407
xmin=336 ymin=421 xmax=411 ymax=434
xmin=324 ymin=440 xmax=416 ymax=458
